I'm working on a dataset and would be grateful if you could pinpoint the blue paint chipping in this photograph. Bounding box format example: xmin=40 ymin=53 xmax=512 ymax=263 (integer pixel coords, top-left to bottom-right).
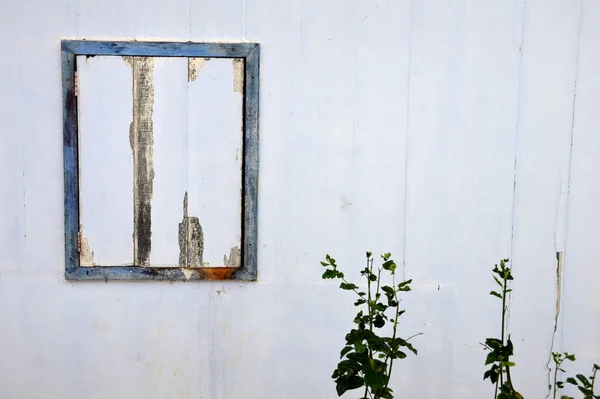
xmin=61 ymin=40 xmax=260 ymax=281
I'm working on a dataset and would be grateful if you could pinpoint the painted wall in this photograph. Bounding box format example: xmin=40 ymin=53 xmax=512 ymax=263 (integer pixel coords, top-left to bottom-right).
xmin=1 ymin=0 xmax=599 ymax=397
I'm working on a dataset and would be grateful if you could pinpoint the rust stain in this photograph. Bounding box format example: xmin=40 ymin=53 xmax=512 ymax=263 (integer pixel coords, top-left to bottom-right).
xmin=223 ymin=246 xmax=241 ymax=268
xmin=188 ymin=57 xmax=207 ymax=82
xmin=198 ymin=267 xmax=237 ymax=280
xmin=132 ymin=57 xmax=155 ymax=267
xmin=232 ymin=58 xmax=244 ymax=93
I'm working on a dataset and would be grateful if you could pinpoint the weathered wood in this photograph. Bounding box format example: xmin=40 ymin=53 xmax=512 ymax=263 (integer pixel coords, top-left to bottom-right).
xmin=77 ymin=55 xmax=134 ymax=266
xmin=65 ymin=265 xmax=237 ymax=281
xmin=62 ymin=48 xmax=78 ymax=277
xmin=62 ymin=40 xmax=258 ymax=58
xmin=232 ymin=46 xmax=259 ymax=281
xmin=62 ymin=41 xmax=260 ymax=281
xmin=132 ymin=57 xmax=155 ymax=267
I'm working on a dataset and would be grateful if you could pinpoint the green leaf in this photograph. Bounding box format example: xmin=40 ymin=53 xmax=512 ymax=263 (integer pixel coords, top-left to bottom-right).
xmin=398 ymin=279 xmax=413 ymax=288
xmin=340 ymin=282 xmax=359 ymax=290
xmin=366 ymin=251 xmax=372 ymax=258
xmin=320 ymin=261 xmax=329 ymax=267
xmin=355 ymin=341 xmax=367 ymax=354
xmin=490 ymin=291 xmax=502 ymax=299
xmin=493 ymin=275 xmax=503 ymax=287
xmin=369 ymin=274 xmax=377 ymax=282
xmin=566 ymin=377 xmax=578 ymax=385
xmin=335 ymin=375 xmax=364 ymax=396
xmin=373 ymin=314 xmax=385 ymax=328
xmin=381 ymin=286 xmax=395 ymax=295
xmin=336 ymin=359 xmax=361 ymax=373
xmin=576 ymin=374 xmax=591 ymax=387
xmin=340 ymin=346 xmax=353 ymax=358
xmin=364 ymin=372 xmax=387 ymax=391
xmin=485 ymin=351 xmax=498 ymax=365
xmin=354 ymin=299 xmax=366 ymax=306
xmin=382 ymin=260 xmax=396 ymax=272
xmin=322 ymin=269 xmax=343 ymax=279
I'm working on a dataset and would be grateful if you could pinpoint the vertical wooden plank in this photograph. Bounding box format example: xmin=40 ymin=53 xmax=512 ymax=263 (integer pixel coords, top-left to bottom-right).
xmin=453 ymin=2 xmax=524 ymax=396
xmin=406 ymin=0 xmax=523 ymax=396
xmin=239 ymin=47 xmax=260 ymax=280
xmin=17 ymin=0 xmax=76 ymax=272
xmin=149 ymin=57 xmax=189 ymax=266
xmin=131 ymin=57 xmax=155 ymax=267
xmin=562 ymin=0 xmax=600 ymax=379
xmin=0 ymin=0 xmax=26 ymax=270
xmin=350 ymin=0 xmax=411 ymax=273
xmin=133 ymin=0 xmax=190 ymax=40
xmin=508 ymin=0 xmax=582 ymax=396
xmin=190 ymin=0 xmax=244 ymax=40
xmin=78 ymin=55 xmax=134 ymax=266
xmin=244 ymin=0 xmax=303 ymax=282
xmin=62 ymin=48 xmax=78 ymax=274
xmin=187 ymin=58 xmax=244 ymax=268
xmin=74 ymin=0 xmax=135 ymax=39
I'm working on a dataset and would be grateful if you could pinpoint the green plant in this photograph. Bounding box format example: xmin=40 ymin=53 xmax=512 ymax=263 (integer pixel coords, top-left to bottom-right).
xmin=554 ymin=355 xmax=600 ymax=399
xmin=321 ymin=252 xmax=420 ymax=399
xmin=482 ymin=259 xmax=524 ymax=399
xmin=552 ymin=352 xmax=577 ymax=399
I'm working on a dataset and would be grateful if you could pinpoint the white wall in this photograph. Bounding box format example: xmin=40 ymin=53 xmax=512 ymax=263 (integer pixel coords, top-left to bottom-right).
xmin=1 ymin=0 xmax=599 ymax=398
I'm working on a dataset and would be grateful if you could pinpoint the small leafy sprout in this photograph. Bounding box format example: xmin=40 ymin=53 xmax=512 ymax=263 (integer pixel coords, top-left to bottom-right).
xmin=562 ymin=363 xmax=600 ymax=399
xmin=321 ymin=252 xmax=420 ymax=399
xmin=552 ymin=352 xmax=576 ymax=399
xmin=482 ymin=259 xmax=524 ymax=399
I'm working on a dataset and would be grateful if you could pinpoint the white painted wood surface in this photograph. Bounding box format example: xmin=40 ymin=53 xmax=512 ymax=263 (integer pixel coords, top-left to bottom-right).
xmin=78 ymin=55 xmax=134 ymax=266
xmin=78 ymin=55 xmax=242 ymax=267
xmin=1 ymin=0 xmax=599 ymax=398
xmin=187 ymin=58 xmax=243 ymax=267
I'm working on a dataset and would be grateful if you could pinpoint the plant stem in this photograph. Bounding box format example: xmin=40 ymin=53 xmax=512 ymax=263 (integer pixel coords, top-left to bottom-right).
xmin=552 ymin=357 xmax=561 ymax=399
xmin=500 ymin=276 xmax=507 ymax=388
xmin=364 ymin=256 xmax=373 ymax=399
xmin=383 ymin=272 xmax=399 ymax=394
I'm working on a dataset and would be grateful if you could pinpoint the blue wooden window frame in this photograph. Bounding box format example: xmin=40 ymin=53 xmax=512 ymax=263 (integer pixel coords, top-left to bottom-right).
xmin=62 ymin=40 xmax=259 ymax=281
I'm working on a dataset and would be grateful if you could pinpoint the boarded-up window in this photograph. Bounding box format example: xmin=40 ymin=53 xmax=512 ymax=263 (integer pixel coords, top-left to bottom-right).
xmin=62 ymin=41 xmax=259 ymax=281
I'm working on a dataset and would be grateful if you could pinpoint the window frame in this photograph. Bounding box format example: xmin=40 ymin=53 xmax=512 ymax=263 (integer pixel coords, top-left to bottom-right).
xmin=62 ymin=40 xmax=259 ymax=281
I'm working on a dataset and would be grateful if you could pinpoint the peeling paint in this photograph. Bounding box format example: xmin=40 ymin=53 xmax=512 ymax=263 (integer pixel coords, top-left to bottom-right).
xmin=180 ymin=267 xmax=194 ymax=280
xmin=178 ymin=191 xmax=204 ymax=267
xmin=178 ymin=192 xmax=189 ymax=267
xmin=132 ymin=57 xmax=155 ymax=267
xmin=187 ymin=217 xmax=204 ymax=267
xmin=79 ymin=233 xmax=96 ymax=266
xmin=187 ymin=57 xmax=206 ymax=82
xmin=122 ymin=56 xmax=133 ymax=68
xmin=233 ymin=58 xmax=244 ymax=93
xmin=223 ymin=246 xmax=241 ymax=268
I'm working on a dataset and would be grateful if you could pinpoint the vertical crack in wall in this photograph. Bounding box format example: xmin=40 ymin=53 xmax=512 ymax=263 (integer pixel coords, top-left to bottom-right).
xmin=545 ymin=252 xmax=564 ymax=397
xmin=178 ymin=191 xmax=204 ymax=267
xmin=132 ymin=57 xmax=155 ymax=267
